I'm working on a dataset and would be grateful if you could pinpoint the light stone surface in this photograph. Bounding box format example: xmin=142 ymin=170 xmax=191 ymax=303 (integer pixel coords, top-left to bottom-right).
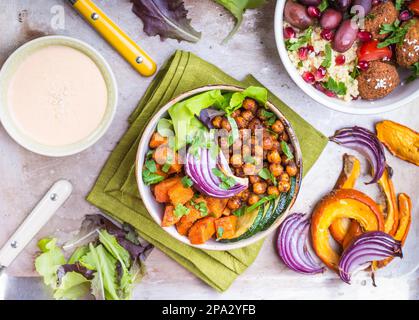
xmin=0 ymin=0 xmax=418 ymax=299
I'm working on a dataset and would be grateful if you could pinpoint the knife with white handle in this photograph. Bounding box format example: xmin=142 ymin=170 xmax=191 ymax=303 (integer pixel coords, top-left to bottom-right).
xmin=0 ymin=180 xmax=73 ymax=274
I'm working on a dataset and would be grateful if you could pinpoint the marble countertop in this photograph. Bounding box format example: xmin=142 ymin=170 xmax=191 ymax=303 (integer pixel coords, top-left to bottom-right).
xmin=0 ymin=0 xmax=418 ymax=300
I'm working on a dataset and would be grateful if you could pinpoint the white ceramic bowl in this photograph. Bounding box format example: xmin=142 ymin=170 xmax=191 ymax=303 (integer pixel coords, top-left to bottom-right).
xmin=136 ymin=85 xmax=303 ymax=251
xmin=274 ymin=1 xmax=419 ymax=115
xmin=0 ymin=36 xmax=118 ymax=157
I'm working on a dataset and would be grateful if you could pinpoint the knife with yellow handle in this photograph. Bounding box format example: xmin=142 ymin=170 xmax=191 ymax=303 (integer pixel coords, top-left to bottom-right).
xmin=69 ymin=0 xmax=157 ymax=77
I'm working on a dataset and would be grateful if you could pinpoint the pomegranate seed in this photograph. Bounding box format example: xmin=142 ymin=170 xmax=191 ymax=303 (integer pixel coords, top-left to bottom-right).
xmin=399 ymin=10 xmax=413 ymax=22
xmin=358 ymin=31 xmax=372 ymax=42
xmin=307 ymin=45 xmax=315 ymax=53
xmin=298 ymin=47 xmax=310 ymax=60
xmin=372 ymin=0 xmax=381 ymax=6
xmin=307 ymin=6 xmax=321 ymax=18
xmin=324 ymin=89 xmax=336 ymax=97
xmin=320 ymin=29 xmax=334 ymax=41
xmin=283 ymin=26 xmax=296 ymax=39
xmin=315 ymin=66 xmax=327 ymax=80
xmin=302 ymin=72 xmax=315 ymax=84
xmin=335 ymin=55 xmax=346 ymax=66
xmin=314 ymin=82 xmax=326 ymax=93
xmin=358 ymin=60 xmax=369 ymax=71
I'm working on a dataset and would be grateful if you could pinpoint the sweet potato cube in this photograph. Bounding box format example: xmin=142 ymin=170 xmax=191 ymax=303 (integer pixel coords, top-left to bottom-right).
xmin=206 ymin=197 xmax=228 ymax=218
xmin=161 ymin=205 xmax=181 ymax=227
xmin=176 ymin=205 xmax=202 ymax=236
xmin=214 ymin=216 xmax=237 ymax=240
xmin=149 ymin=132 xmax=168 ymax=149
xmin=188 ymin=217 xmax=216 ymax=245
xmin=167 ymin=183 xmax=194 ymax=205
xmin=154 ymin=177 xmax=181 ymax=203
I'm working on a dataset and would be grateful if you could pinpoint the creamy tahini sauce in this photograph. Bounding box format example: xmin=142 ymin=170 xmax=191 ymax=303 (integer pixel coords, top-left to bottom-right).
xmin=8 ymin=45 xmax=108 ymax=146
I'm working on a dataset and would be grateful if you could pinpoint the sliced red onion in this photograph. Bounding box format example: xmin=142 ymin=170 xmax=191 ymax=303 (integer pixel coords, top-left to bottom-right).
xmin=330 ymin=126 xmax=386 ymax=184
xmin=185 ymin=146 xmax=248 ymax=198
xmin=339 ymin=231 xmax=402 ymax=284
xmin=196 ymin=107 xmax=225 ymax=129
xmin=277 ymin=213 xmax=325 ymax=275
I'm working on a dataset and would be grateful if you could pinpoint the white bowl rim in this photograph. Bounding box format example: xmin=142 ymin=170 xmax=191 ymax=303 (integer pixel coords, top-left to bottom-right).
xmin=135 ymin=85 xmax=303 ymax=251
xmin=0 ymin=35 xmax=118 ymax=157
xmin=274 ymin=1 xmax=419 ymax=115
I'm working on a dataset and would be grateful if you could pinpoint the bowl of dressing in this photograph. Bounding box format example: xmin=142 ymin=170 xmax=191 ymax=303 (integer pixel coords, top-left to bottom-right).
xmin=0 ymin=35 xmax=117 ymax=157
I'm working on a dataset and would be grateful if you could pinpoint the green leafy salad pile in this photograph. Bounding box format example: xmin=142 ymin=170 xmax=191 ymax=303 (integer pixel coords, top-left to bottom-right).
xmin=35 ymin=215 xmax=153 ymax=300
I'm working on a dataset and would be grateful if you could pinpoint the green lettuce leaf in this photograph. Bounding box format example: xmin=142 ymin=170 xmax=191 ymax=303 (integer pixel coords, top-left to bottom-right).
xmin=225 ymin=86 xmax=268 ymax=115
xmin=53 ymin=272 xmax=90 ymax=300
xmin=35 ymin=238 xmax=66 ymax=288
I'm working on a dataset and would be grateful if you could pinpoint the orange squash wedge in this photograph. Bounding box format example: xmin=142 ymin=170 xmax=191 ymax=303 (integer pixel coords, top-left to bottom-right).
xmin=329 ymin=154 xmax=361 ymax=244
xmin=378 ymin=168 xmax=399 ymax=235
xmin=311 ymin=188 xmax=384 ymax=271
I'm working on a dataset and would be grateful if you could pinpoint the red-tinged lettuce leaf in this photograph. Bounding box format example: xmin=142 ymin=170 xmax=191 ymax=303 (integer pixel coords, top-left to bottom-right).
xmin=131 ymin=0 xmax=201 ymax=43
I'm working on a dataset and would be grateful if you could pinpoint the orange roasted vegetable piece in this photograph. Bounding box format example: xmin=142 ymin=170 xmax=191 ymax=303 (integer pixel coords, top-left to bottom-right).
xmin=378 ymin=168 xmax=399 ymax=235
xmin=214 ymin=216 xmax=237 ymax=240
xmin=342 ymin=222 xmax=362 ymax=249
xmin=161 ymin=205 xmax=181 ymax=227
xmin=167 ymin=182 xmax=194 ymax=205
xmin=176 ymin=205 xmax=202 ymax=236
xmin=376 ymin=120 xmax=419 ymax=166
xmin=375 ymin=193 xmax=412 ymax=269
xmin=206 ymin=197 xmax=228 ymax=218
xmin=409 ymin=0 xmax=419 ymax=16
xmin=149 ymin=132 xmax=168 ymax=149
xmin=153 ymin=145 xmax=183 ymax=173
xmin=188 ymin=217 xmax=216 ymax=245
xmin=154 ymin=177 xmax=181 ymax=203
xmin=311 ymin=188 xmax=384 ymax=271
xmin=329 ymin=154 xmax=361 ymax=244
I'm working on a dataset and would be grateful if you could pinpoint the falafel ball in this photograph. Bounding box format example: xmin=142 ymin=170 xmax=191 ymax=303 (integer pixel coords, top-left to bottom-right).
xmin=357 ymin=61 xmax=400 ymax=100
xmin=364 ymin=1 xmax=398 ymax=40
xmin=396 ymin=18 xmax=419 ymax=68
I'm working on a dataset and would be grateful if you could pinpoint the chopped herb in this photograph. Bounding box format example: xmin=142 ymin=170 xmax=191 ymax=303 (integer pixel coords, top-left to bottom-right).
xmin=146 ymin=150 xmax=154 ymax=159
xmin=233 ymin=206 xmax=246 ymax=217
xmin=281 ymin=141 xmax=294 ymax=161
xmin=174 ymin=204 xmax=190 ymax=218
xmin=378 ymin=20 xmax=413 ymax=48
xmin=246 ymin=194 xmax=278 ymax=213
xmin=145 ymin=159 xmax=157 ymax=173
xmin=407 ymin=62 xmax=419 ymax=82
xmin=258 ymin=168 xmax=277 ymax=186
xmin=244 ymin=155 xmax=256 ymax=164
xmin=321 ymin=44 xmax=332 ymax=68
xmin=212 ymin=168 xmax=236 ymax=190
xmin=181 ymin=176 xmax=193 ymax=188
xmin=285 ymin=27 xmax=313 ymax=51
xmin=319 ymin=0 xmax=328 ymax=12
xmin=322 ymin=77 xmax=347 ymax=96
xmin=142 ymin=171 xmax=164 ymax=186
xmin=395 ymin=0 xmax=404 ymax=10
xmin=350 ymin=59 xmax=360 ymax=79
xmin=162 ymin=163 xmax=171 ymax=173
xmin=217 ymin=227 xmax=224 ymax=239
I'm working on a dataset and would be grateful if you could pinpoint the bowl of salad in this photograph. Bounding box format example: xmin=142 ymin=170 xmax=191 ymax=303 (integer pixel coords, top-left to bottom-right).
xmin=136 ymin=85 xmax=303 ymax=250
xmin=275 ymin=0 xmax=419 ymax=114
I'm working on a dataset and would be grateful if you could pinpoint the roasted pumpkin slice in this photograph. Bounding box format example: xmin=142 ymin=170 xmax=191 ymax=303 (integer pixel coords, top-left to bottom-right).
xmin=329 ymin=154 xmax=361 ymax=244
xmin=376 ymin=120 xmax=419 ymax=166
xmin=311 ymin=188 xmax=384 ymax=271
xmin=378 ymin=168 xmax=399 ymax=235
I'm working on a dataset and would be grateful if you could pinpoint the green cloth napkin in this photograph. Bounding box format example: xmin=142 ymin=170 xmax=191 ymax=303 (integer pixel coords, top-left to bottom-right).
xmin=87 ymin=50 xmax=328 ymax=292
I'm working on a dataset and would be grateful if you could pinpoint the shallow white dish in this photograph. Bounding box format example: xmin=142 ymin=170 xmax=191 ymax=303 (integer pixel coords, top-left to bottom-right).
xmin=274 ymin=1 xmax=419 ymax=115
xmin=135 ymin=85 xmax=303 ymax=251
xmin=0 ymin=35 xmax=118 ymax=157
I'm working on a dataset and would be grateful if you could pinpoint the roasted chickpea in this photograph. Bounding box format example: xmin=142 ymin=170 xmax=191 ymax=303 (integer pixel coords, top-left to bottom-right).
xmin=241 ymin=110 xmax=254 ymax=122
xmin=281 ymin=131 xmax=289 ymax=142
xmin=235 ymin=167 xmax=245 ymax=177
xmin=231 ymin=110 xmax=241 ymax=118
xmin=278 ymin=172 xmax=290 ymax=183
xmin=243 ymin=163 xmax=256 ymax=175
xmin=228 ymin=197 xmax=242 ymax=210
xmin=267 ymin=150 xmax=281 ymax=163
xmin=230 ymin=154 xmax=242 ymax=167
xmin=253 ymin=182 xmax=267 ymax=194
xmin=262 ymin=135 xmax=274 ymax=150
xmin=242 ymin=145 xmax=251 ymax=157
xmin=286 ymin=161 xmax=298 ymax=177
xmin=278 ymin=180 xmax=291 ymax=193
xmin=249 ymin=175 xmax=261 ymax=184
xmin=254 ymin=145 xmax=264 ymax=158
xmin=272 ymin=120 xmax=285 ymax=134
xmin=212 ymin=116 xmax=223 ymax=129
xmin=269 ymin=163 xmax=284 ymax=177
xmin=248 ymin=193 xmax=260 ymax=205
xmin=243 ymin=98 xmax=257 ymax=111
xmin=235 ymin=116 xmax=248 ymax=129
xmin=281 ymin=154 xmax=292 ymax=166
xmin=222 ymin=207 xmax=231 ymax=216
xmin=238 ymin=189 xmax=250 ymax=201
xmin=267 ymin=186 xmax=280 ymax=197
xmin=221 ymin=118 xmax=231 ymax=131
xmin=271 ymin=140 xmax=280 ymax=151
xmin=249 ymin=118 xmax=263 ymax=131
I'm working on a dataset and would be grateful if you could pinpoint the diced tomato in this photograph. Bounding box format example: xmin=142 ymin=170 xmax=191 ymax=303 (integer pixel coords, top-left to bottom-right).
xmin=357 ymin=40 xmax=392 ymax=62
xmin=409 ymin=0 xmax=419 ymax=16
